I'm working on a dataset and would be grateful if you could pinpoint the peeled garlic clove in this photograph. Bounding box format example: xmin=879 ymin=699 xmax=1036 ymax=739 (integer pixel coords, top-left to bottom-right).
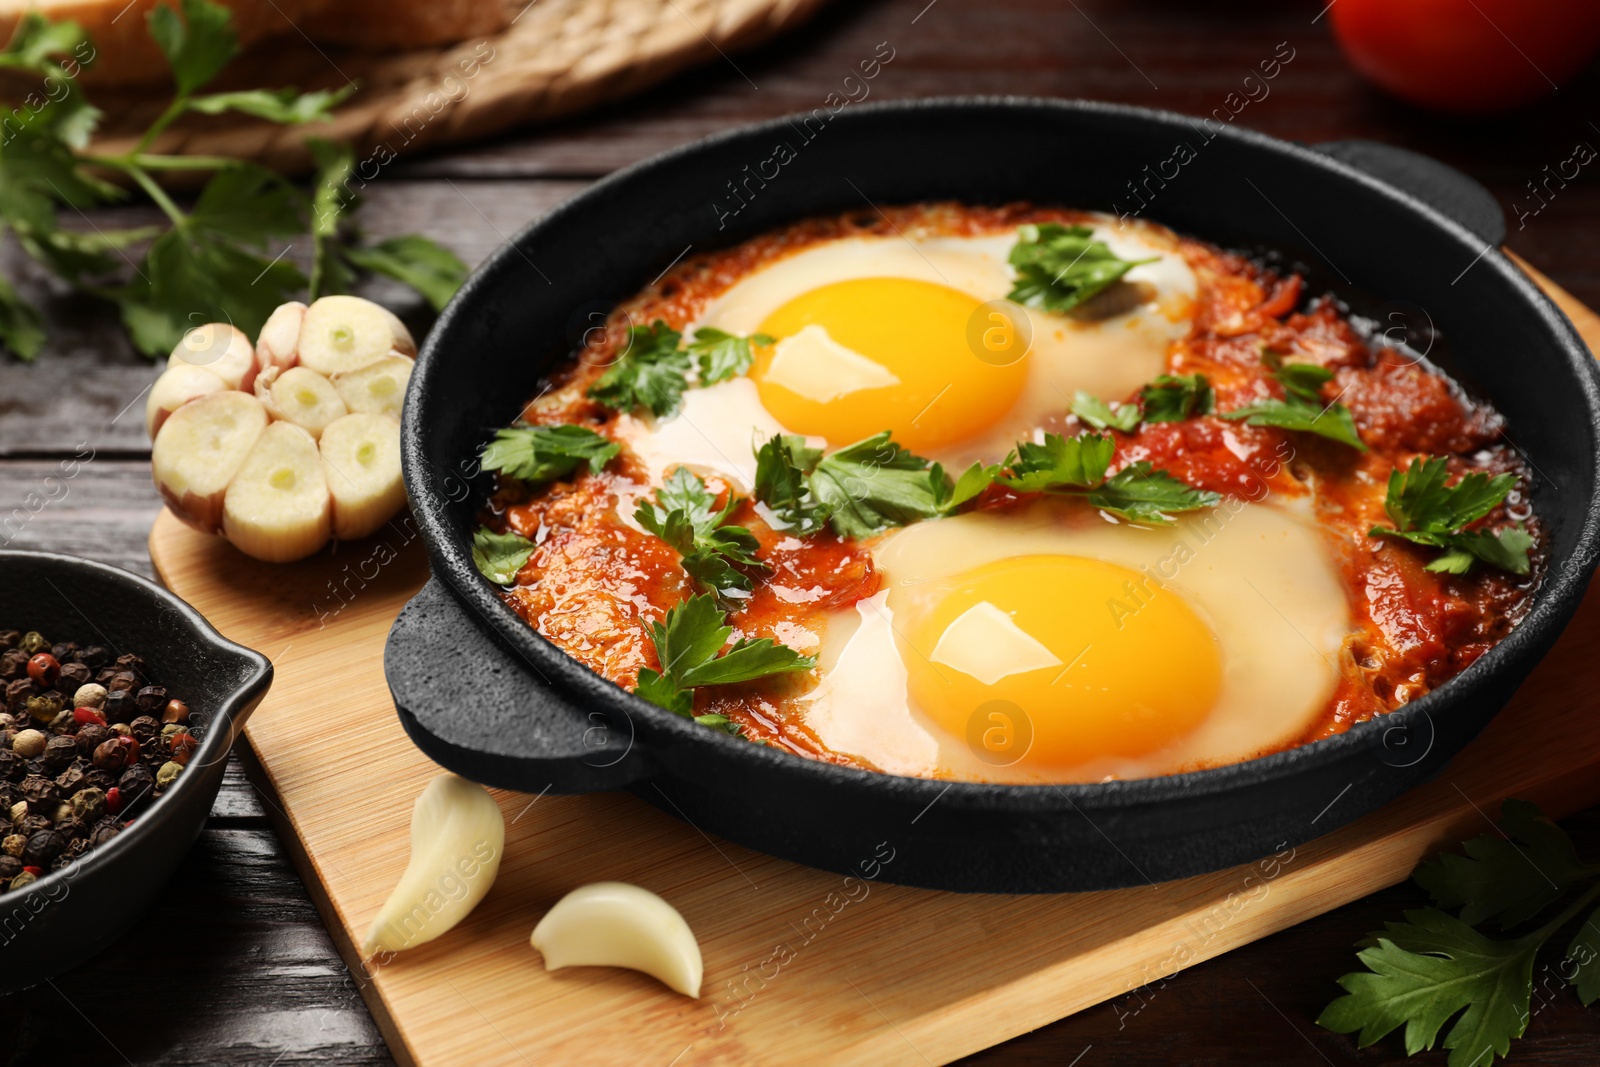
xmin=320 ymin=412 xmax=405 ymax=540
xmin=333 ymin=355 xmax=413 ymax=419
xmin=260 ymin=366 xmax=348 ymax=440
xmin=169 ymin=323 xmax=257 ymax=392
xmin=364 ymin=774 xmax=505 ymax=955
xmin=146 ymin=363 xmax=227 ymax=440
xmin=152 ymin=391 xmax=269 ymax=533
xmin=298 ymin=296 xmax=416 ymax=377
xmin=256 ymin=300 xmax=306 ymax=373
xmin=530 ymin=882 xmax=703 ymax=998
xmin=221 ymin=422 xmax=331 ymax=562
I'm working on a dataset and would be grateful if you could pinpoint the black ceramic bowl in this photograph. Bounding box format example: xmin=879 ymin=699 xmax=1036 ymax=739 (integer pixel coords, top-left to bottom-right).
xmin=387 ymin=98 xmax=1600 ymax=893
xmin=0 ymin=552 xmax=271 ymax=991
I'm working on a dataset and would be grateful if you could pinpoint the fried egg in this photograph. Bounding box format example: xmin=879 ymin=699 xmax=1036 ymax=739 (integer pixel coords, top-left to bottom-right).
xmin=616 ymin=218 xmax=1197 ymax=489
xmin=797 ymin=497 xmax=1350 ymax=783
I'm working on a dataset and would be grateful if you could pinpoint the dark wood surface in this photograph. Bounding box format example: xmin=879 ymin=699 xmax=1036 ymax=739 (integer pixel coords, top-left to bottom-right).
xmin=4 ymin=0 xmax=1600 ymax=1062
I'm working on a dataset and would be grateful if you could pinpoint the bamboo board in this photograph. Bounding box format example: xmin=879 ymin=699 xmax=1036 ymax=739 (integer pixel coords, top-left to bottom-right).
xmin=149 ymin=266 xmax=1600 ymax=1067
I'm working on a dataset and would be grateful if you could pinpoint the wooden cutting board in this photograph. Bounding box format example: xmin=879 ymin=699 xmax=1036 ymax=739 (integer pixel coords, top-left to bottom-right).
xmin=149 ymin=262 xmax=1600 ymax=1067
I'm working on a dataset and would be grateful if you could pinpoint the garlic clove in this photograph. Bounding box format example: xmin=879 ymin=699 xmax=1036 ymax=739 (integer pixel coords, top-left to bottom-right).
xmin=221 ymin=422 xmax=332 ymax=562
xmin=146 ymin=363 xmax=227 ymax=440
xmin=363 ymin=774 xmax=504 ymax=955
xmin=256 ymin=300 xmax=306 ymax=373
xmin=530 ymin=882 xmax=704 ymax=998
xmin=332 ymin=354 xmax=413 ymax=420
xmin=152 ymin=390 xmax=269 ymax=534
xmin=259 ymin=366 xmax=348 ymax=440
xmin=169 ymin=323 xmax=257 ymax=392
xmin=298 ymin=296 xmax=416 ymax=377
xmin=320 ymin=412 xmax=406 ymax=540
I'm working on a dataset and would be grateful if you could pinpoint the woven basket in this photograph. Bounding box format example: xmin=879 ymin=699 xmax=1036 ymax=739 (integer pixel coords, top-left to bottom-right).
xmin=88 ymin=0 xmax=832 ymax=172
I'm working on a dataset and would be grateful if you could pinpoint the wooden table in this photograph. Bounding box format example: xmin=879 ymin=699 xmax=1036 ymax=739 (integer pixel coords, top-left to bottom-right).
xmin=4 ymin=1 xmax=1600 ymax=1062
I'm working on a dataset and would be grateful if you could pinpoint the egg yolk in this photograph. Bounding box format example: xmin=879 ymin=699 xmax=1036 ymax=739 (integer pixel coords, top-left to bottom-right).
xmin=752 ymin=277 xmax=1028 ymax=452
xmin=902 ymin=555 xmax=1223 ymax=770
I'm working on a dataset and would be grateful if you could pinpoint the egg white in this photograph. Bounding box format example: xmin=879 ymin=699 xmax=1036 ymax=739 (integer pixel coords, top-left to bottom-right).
xmin=797 ymin=497 xmax=1351 ymax=783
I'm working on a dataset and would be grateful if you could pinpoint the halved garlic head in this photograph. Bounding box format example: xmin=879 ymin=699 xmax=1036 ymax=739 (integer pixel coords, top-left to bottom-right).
xmin=364 ymin=774 xmax=505 ymax=955
xmin=298 ymin=295 xmax=416 ymax=376
xmin=334 ymin=355 xmax=413 ymax=419
xmin=320 ymin=412 xmax=405 ymax=540
xmin=222 ymin=422 xmax=331 ymax=563
xmin=169 ymin=323 xmax=257 ymax=392
xmin=530 ymin=882 xmax=704 ymax=998
xmin=261 ymin=366 xmax=348 ymax=439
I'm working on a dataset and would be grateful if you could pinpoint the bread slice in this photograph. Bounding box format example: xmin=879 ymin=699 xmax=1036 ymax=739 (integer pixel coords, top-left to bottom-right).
xmin=303 ymin=0 xmax=510 ymax=50
xmin=0 ymin=0 xmax=335 ymax=84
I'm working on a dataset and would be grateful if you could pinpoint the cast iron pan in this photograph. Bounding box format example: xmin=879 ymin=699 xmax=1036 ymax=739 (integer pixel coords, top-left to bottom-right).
xmin=386 ymin=98 xmax=1600 ymax=893
xmin=0 ymin=551 xmax=272 ymax=991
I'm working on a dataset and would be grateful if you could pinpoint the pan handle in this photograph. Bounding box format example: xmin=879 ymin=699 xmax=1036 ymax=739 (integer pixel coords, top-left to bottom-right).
xmin=385 ymin=576 xmax=654 ymax=792
xmin=1309 ymin=139 xmax=1505 ymax=246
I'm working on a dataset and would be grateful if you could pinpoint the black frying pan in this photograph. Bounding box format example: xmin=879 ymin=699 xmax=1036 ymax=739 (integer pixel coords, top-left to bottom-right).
xmin=386 ymin=99 xmax=1600 ymax=893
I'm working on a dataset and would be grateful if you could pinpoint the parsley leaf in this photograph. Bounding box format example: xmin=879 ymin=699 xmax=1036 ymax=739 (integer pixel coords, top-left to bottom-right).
xmin=342 ymin=236 xmax=468 ymax=312
xmin=1223 ymin=360 xmax=1367 ymax=450
xmin=588 ymin=320 xmax=693 ymax=418
xmin=996 ymin=432 xmax=1218 ymax=524
xmin=480 ymin=424 xmax=619 ymax=485
xmin=634 ymin=592 xmax=815 ymax=718
xmin=808 ymin=432 xmax=950 ymax=540
xmin=1071 ymin=390 xmax=1141 ymax=432
xmin=471 ymin=527 xmax=535 ymax=585
xmin=1414 ymin=799 xmax=1594 ymax=929
xmin=1369 ymin=457 xmax=1531 ymax=576
xmin=186 ymin=86 xmax=353 ymax=124
xmin=1006 ymin=223 xmax=1156 ymax=314
xmin=942 ymin=461 xmax=999 ymax=513
xmin=1141 ymin=373 xmax=1216 ymax=423
xmin=636 ymin=468 xmax=768 ymax=606
xmin=687 ymin=326 xmax=772 ymax=385
xmin=753 ymin=434 xmax=830 ymax=535
xmin=147 ymin=0 xmax=237 ymax=96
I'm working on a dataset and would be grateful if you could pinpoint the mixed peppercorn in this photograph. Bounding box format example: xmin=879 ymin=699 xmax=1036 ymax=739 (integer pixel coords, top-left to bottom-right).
xmin=0 ymin=630 xmax=197 ymax=893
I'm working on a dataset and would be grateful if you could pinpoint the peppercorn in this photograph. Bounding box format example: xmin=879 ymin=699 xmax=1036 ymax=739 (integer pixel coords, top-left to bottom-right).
xmin=56 ymin=661 xmax=91 ymax=696
xmin=128 ymin=715 xmax=160 ymax=747
xmin=109 ymin=723 xmax=131 ymax=738
xmin=102 ymin=688 xmax=134 ymax=723
xmin=75 ymin=723 xmax=109 ymax=756
xmin=118 ymin=764 xmax=154 ymax=807
xmin=168 ymin=732 xmax=199 ymax=766
xmin=0 ymin=632 xmax=17 ymax=652
xmin=26 ymin=653 xmax=59 ymax=689
xmin=0 ymin=834 xmax=20 ymax=857
xmin=55 ymin=763 xmax=88 ymax=797
xmin=9 ymin=870 xmax=36 ymax=892
xmin=47 ymin=711 xmax=73 ymax=737
xmin=72 ymin=683 xmax=107 ymax=710
xmin=88 ymin=820 xmax=118 ymax=847
xmin=114 ymin=652 xmax=144 ymax=674
xmin=25 ymin=691 xmax=63 ymax=724
xmin=133 ymin=685 xmax=167 ymax=716
xmin=18 ymin=814 xmax=49 ymax=838
xmin=4 ymin=677 xmax=36 ymax=713
xmin=0 ymin=650 xmax=26 ymax=681
xmin=72 ymin=707 xmax=106 ymax=728
xmin=11 ymin=729 xmax=46 ymax=758
xmin=82 ymin=769 xmax=114 ymax=793
xmin=92 ymin=736 xmax=138 ymax=772
xmin=8 ymin=801 xmax=22 ymax=826
xmin=0 ymin=855 xmax=18 ymax=881
xmin=21 ymin=830 xmax=60 ymax=866
xmin=79 ymin=645 xmax=109 ymax=670
xmin=49 ymin=640 xmax=78 ymax=661
xmin=103 ymin=788 xmax=122 ymax=817
xmin=0 ymin=749 xmax=17 ymax=783
xmin=155 ymin=762 xmax=183 ymax=789
xmin=104 ymin=671 xmax=139 ymax=695
xmin=20 ymin=775 xmax=59 ymax=814
xmin=70 ymin=788 xmax=105 ymax=823
xmin=41 ymin=735 xmax=75 ymax=771
xmin=162 ymin=698 xmax=190 ymax=724
xmin=18 ymin=632 xmax=47 ymax=656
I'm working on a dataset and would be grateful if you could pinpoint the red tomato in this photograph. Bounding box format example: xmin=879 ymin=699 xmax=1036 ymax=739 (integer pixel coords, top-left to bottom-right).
xmin=1330 ymin=0 xmax=1600 ymax=114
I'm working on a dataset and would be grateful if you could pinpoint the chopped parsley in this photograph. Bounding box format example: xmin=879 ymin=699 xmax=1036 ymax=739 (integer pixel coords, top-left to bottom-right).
xmin=471 ymin=527 xmax=535 ymax=585
xmin=752 ymin=434 xmax=831 ymax=536
xmin=1006 ymin=223 xmax=1157 ymax=314
xmin=1140 ymin=373 xmax=1216 ymax=423
xmin=479 ymin=424 xmax=619 ymax=485
xmin=752 ymin=431 xmax=954 ymax=540
xmin=1319 ymin=800 xmax=1600 ymax=1067
xmin=1369 ymin=456 xmax=1532 ymax=576
xmin=687 ymin=326 xmax=773 ymax=385
xmin=1070 ymin=391 xmax=1141 ymax=432
xmin=587 ymin=321 xmax=772 ymax=417
xmin=996 ymin=432 xmax=1220 ymax=524
xmin=636 ymin=467 xmax=768 ymax=606
xmin=634 ymin=592 xmax=815 ymax=723
xmin=1223 ymin=356 xmax=1366 ymax=451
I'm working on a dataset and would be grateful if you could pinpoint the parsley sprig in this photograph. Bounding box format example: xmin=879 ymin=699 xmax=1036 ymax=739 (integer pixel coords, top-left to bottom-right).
xmin=634 ymin=592 xmax=815 ymax=725
xmin=636 ymin=468 xmax=768 ymax=607
xmin=480 ymin=424 xmax=619 ymax=486
xmin=1320 ymin=800 xmax=1600 ymax=1067
xmin=471 ymin=527 xmax=535 ymax=586
xmin=0 ymin=0 xmax=464 ymax=360
xmin=752 ymin=431 xmax=961 ymax=540
xmin=1072 ymin=373 xmax=1216 ymax=432
xmin=1370 ymin=457 xmax=1533 ymax=576
xmin=1006 ymin=223 xmax=1157 ymax=314
xmin=996 ymin=432 xmax=1220 ymax=524
xmin=587 ymin=319 xmax=771 ymax=418
xmin=1222 ymin=354 xmax=1367 ymax=450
